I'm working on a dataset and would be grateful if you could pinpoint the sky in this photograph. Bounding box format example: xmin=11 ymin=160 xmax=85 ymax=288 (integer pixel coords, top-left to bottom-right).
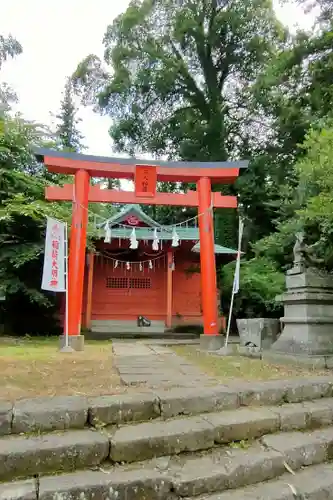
xmin=0 ymin=0 xmax=315 ymax=156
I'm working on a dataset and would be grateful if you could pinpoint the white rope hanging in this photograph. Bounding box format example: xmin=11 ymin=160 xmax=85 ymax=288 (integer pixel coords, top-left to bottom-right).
xmin=129 ymin=228 xmax=139 ymax=249
xmin=152 ymin=228 xmax=159 ymax=251
xmin=97 ymin=251 xmax=172 ymax=272
xmin=99 ymin=251 xmax=165 ymax=265
xmin=104 ymin=225 xmax=112 ymax=243
xmin=85 ymin=201 xmax=212 ymax=233
xmin=171 ymin=227 xmax=180 ymax=247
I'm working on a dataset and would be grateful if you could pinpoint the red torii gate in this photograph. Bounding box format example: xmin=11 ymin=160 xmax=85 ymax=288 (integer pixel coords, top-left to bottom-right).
xmin=36 ymin=149 xmax=247 ymax=350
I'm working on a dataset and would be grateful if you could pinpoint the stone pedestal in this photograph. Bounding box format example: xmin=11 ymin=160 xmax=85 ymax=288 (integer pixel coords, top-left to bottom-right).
xmin=237 ymin=318 xmax=280 ymax=349
xmin=271 ymin=267 xmax=333 ymax=356
xmin=59 ymin=335 xmax=84 ymax=352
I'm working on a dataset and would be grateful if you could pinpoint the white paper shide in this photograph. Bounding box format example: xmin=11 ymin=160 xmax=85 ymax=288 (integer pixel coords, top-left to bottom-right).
xmin=41 ymin=217 xmax=66 ymax=292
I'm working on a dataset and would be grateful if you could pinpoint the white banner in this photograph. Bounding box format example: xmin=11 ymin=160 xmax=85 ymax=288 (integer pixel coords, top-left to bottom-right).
xmin=232 ymin=217 xmax=244 ymax=294
xmin=225 ymin=217 xmax=245 ymax=348
xmin=41 ymin=217 xmax=66 ymax=292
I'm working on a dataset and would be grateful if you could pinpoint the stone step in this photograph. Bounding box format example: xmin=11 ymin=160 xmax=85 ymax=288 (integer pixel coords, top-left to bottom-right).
xmin=91 ymin=326 xmax=166 ymax=333
xmin=4 ymin=430 xmax=333 ymax=499
xmin=3 ymin=397 xmax=333 ymax=481
xmin=1 ymin=377 xmax=332 ymax=438
xmin=0 ymin=428 xmax=110 ymax=482
xmin=91 ymin=319 xmax=166 ymax=334
xmin=108 ymin=399 xmax=333 ymax=463
xmin=165 ymin=427 xmax=333 ymax=497
xmin=191 ymin=463 xmax=333 ymax=499
xmin=87 ymin=330 xmax=196 ymax=340
xmin=91 ymin=320 xmax=166 ymax=326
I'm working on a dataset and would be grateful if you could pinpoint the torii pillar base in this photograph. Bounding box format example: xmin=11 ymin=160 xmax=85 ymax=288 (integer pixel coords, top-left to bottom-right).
xmin=200 ymin=334 xmax=224 ymax=351
xmin=59 ymin=335 xmax=85 ymax=352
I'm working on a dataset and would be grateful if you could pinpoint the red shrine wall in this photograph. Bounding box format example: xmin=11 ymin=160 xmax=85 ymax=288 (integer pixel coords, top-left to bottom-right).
xmin=171 ymin=256 xmax=202 ymax=324
xmin=91 ymin=255 xmax=167 ymax=321
xmin=80 ymin=250 xmax=205 ymax=326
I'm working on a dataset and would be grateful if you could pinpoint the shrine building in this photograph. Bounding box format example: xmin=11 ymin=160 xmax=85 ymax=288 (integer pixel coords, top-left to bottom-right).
xmin=81 ymin=204 xmax=238 ymax=337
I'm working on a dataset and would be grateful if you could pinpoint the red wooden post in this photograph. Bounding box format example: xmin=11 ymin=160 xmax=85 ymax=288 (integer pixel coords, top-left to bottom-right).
xmin=197 ymin=177 xmax=218 ymax=335
xmin=166 ymin=249 xmax=173 ymax=328
xmin=68 ymin=169 xmax=90 ymax=336
xmin=85 ymin=252 xmax=95 ymax=330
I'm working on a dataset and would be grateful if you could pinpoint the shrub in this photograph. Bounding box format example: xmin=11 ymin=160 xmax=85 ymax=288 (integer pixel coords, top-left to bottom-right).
xmin=220 ymin=257 xmax=285 ymax=319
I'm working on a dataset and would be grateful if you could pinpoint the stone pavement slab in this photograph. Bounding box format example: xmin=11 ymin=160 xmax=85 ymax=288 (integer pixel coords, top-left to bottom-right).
xmin=113 ymin=342 xmax=217 ymax=388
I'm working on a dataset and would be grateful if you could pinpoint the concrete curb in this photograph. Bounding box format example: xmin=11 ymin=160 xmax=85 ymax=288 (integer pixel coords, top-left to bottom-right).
xmin=1 ymin=376 xmax=333 ymax=437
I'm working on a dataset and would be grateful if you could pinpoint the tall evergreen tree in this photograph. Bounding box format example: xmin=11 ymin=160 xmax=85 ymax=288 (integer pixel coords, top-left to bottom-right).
xmin=0 ymin=34 xmax=22 ymax=70
xmin=73 ymin=0 xmax=288 ymax=244
xmin=0 ymin=33 xmax=22 ymax=113
xmin=55 ymin=78 xmax=84 ymax=152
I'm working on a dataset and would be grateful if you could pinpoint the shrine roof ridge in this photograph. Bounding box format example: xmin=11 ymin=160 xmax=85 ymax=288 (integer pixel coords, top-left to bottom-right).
xmin=35 ymin=148 xmax=249 ymax=170
xmin=103 ymin=204 xmax=161 ymax=228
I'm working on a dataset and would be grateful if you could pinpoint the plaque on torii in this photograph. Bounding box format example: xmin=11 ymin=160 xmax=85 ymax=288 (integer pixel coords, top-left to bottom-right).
xmin=36 ymin=148 xmax=248 ymax=342
xmin=134 ymin=165 xmax=157 ymax=198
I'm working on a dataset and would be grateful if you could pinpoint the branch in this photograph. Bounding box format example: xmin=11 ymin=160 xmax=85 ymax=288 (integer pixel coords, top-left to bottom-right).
xmin=188 ymin=0 xmax=219 ymax=101
xmin=169 ymin=41 xmax=209 ymax=117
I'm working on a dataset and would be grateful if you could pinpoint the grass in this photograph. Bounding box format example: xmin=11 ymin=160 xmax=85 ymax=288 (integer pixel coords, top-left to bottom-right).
xmin=0 ymin=337 xmax=123 ymax=401
xmin=172 ymin=346 xmax=328 ymax=381
xmin=2 ymin=336 xmax=328 ymax=402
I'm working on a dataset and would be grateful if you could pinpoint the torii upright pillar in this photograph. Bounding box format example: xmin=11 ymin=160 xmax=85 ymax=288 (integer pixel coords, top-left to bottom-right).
xmin=197 ymin=177 xmax=219 ymax=342
xmin=63 ymin=169 xmax=90 ymax=351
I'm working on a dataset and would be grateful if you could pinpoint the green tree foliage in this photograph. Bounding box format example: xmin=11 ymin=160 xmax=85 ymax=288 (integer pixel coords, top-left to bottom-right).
xmin=251 ymin=0 xmax=333 ymax=260
xmin=237 ymin=0 xmax=333 ymax=247
xmin=251 ymin=0 xmax=333 ymax=166
xmin=253 ymin=28 xmax=333 ymax=148
xmin=54 ymin=79 xmax=118 ymax=215
xmin=0 ymin=33 xmax=22 ymax=113
xmin=0 ymin=114 xmax=71 ymax=335
xmin=0 ymin=110 xmax=116 ymax=335
xmin=220 ymin=257 xmax=284 ymax=318
xmin=296 ymin=0 xmax=332 ymax=24
xmin=55 ymin=78 xmax=85 ymax=152
xmin=255 ymin=122 xmax=333 ymax=272
xmin=74 ymin=0 xmax=286 ymax=160
xmin=0 ymin=34 xmax=22 ymax=70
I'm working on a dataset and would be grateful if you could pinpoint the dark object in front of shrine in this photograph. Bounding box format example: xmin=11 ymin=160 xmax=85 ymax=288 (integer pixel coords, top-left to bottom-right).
xmin=245 ymin=341 xmax=258 ymax=348
xmin=137 ymin=315 xmax=151 ymax=327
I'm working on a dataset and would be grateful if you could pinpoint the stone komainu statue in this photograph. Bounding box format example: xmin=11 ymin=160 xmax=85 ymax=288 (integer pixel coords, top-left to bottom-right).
xmin=293 ymin=232 xmax=325 ymax=269
xmin=293 ymin=232 xmax=305 ymax=267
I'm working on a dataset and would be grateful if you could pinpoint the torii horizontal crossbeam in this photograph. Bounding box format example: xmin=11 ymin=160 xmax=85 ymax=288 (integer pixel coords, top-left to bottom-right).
xmin=46 ymin=184 xmax=238 ymax=208
xmin=36 ymin=148 xmax=248 ymax=183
